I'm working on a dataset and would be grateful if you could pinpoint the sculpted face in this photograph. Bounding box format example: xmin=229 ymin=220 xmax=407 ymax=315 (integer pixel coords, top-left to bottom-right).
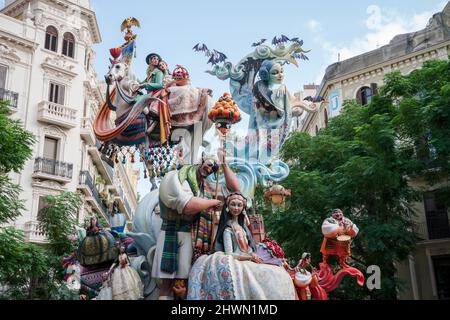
xmin=332 ymin=209 xmax=344 ymax=221
xmin=269 ymin=63 xmax=284 ymax=85
xmin=199 ymin=159 xmax=217 ymax=178
xmin=228 ymin=198 xmax=245 ymax=217
xmin=150 ymin=55 xmax=160 ymax=67
xmin=159 ymin=61 xmax=168 ymax=72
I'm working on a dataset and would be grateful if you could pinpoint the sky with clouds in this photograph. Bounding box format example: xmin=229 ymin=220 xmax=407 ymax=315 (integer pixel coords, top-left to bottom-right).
xmin=84 ymin=0 xmax=449 ymax=198
xmin=89 ymin=0 xmax=447 ymax=94
xmin=4 ymin=0 xmax=445 ymax=197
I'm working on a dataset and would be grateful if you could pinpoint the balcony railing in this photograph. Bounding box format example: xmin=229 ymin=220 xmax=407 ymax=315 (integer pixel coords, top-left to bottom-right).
xmin=427 ymin=216 xmax=450 ymax=240
xmin=102 ymin=156 xmax=115 ymax=180
xmin=92 ymin=185 xmax=108 ymax=216
xmin=33 ymin=157 xmax=73 ymax=182
xmin=414 ymin=219 xmax=450 ymax=241
xmin=0 ymin=88 xmax=18 ymax=109
xmin=79 ymin=170 xmax=94 ymax=192
xmin=79 ymin=170 xmax=110 ymax=220
xmin=413 ymin=222 xmax=428 ymax=240
xmin=37 ymin=101 xmax=77 ymax=128
xmin=24 ymin=221 xmax=48 ymax=244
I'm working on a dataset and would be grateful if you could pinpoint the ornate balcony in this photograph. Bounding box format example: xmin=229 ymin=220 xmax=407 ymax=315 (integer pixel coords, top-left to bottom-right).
xmin=80 ymin=117 xmax=96 ymax=146
xmin=0 ymin=88 xmax=18 ymax=110
xmin=79 ymin=170 xmax=109 ymax=219
xmin=114 ymin=186 xmax=131 ymax=220
xmin=24 ymin=221 xmax=48 ymax=244
xmin=87 ymin=139 xmax=114 ymax=185
xmin=125 ymin=196 xmax=133 ymax=218
xmin=37 ymin=100 xmax=77 ymax=128
xmin=78 ymin=170 xmax=94 ymax=196
xmin=33 ymin=157 xmax=73 ymax=183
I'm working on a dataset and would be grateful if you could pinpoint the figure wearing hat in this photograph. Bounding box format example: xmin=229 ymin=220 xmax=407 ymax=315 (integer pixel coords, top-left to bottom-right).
xmin=139 ymin=53 xmax=164 ymax=93
xmin=137 ymin=53 xmax=174 ymax=143
xmin=151 ymin=147 xmax=240 ymax=300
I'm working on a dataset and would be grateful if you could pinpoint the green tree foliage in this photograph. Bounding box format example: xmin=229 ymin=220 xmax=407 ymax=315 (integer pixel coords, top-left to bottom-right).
xmin=0 ymin=228 xmax=51 ymax=299
xmin=262 ymin=59 xmax=450 ymax=299
xmin=0 ymin=100 xmax=80 ymax=299
xmin=38 ymin=192 xmax=82 ymax=257
xmin=0 ymin=101 xmax=35 ymax=224
xmin=0 ymin=102 xmax=35 ymax=173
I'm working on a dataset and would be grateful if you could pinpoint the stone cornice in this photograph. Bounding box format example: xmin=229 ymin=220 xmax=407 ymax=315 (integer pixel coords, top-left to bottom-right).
xmin=2 ymin=0 xmax=101 ymax=43
xmin=324 ymin=42 xmax=449 ymax=89
xmin=46 ymin=0 xmax=101 ymax=43
xmin=0 ymin=28 xmax=38 ymax=50
xmin=41 ymin=55 xmax=78 ymax=79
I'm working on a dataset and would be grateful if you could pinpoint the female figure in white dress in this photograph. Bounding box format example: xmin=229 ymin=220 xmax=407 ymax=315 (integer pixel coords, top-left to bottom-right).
xmin=95 ymin=273 xmax=112 ymax=300
xmin=187 ymin=192 xmax=296 ymax=300
xmin=108 ymin=245 xmax=144 ymax=300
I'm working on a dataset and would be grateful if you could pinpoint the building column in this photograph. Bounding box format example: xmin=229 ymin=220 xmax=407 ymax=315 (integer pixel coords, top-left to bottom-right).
xmin=408 ymin=254 xmax=420 ymax=300
xmin=425 ymin=248 xmax=438 ymax=299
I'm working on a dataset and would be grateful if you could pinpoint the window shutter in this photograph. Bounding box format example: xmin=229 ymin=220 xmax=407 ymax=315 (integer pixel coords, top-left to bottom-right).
xmin=62 ymin=40 xmax=68 ymax=56
xmin=44 ymin=137 xmax=58 ymax=160
xmin=51 ymin=36 xmax=57 ymax=52
xmin=58 ymin=85 xmax=65 ymax=105
xmin=37 ymin=196 xmax=49 ymax=221
xmin=68 ymin=42 xmax=74 ymax=58
xmin=45 ymin=33 xmax=50 ymax=50
xmin=49 ymin=83 xmax=54 ymax=102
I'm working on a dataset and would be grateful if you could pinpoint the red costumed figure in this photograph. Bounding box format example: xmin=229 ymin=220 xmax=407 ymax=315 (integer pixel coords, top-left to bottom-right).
xmin=320 ymin=208 xmax=359 ymax=267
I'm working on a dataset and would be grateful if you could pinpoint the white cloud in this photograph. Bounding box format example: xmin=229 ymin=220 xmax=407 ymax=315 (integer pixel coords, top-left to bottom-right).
xmin=307 ymin=19 xmax=321 ymax=31
xmin=309 ymin=3 xmax=445 ymax=87
xmin=366 ymin=5 xmax=382 ymax=30
xmin=336 ymin=5 xmax=435 ymax=61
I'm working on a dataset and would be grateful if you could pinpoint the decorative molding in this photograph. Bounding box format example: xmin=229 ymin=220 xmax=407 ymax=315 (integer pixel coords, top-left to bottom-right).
xmin=0 ymin=44 xmax=20 ymax=63
xmin=31 ymin=179 xmax=66 ymax=191
xmin=41 ymin=125 xmax=68 ymax=139
xmin=0 ymin=29 xmax=38 ymax=51
xmin=41 ymin=55 xmax=77 ymax=81
xmin=40 ymin=125 xmax=67 ymax=162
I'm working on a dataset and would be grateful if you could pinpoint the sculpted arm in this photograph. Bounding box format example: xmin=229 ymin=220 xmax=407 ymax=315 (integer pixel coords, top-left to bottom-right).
xmin=344 ymin=218 xmax=359 ymax=237
xmin=142 ymin=71 xmax=164 ymax=91
xmin=322 ymin=218 xmax=342 ymax=238
xmin=159 ymin=171 xmax=221 ymax=216
xmin=218 ymin=147 xmax=240 ymax=193
xmin=288 ymin=90 xmax=321 ymax=114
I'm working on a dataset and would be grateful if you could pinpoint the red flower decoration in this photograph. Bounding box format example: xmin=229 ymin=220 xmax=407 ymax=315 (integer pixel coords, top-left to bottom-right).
xmin=263 ymin=237 xmax=286 ymax=259
xmin=109 ymin=47 xmax=122 ymax=59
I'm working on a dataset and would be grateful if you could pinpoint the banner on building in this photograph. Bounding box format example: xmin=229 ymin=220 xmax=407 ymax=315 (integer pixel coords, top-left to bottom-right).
xmin=329 ymin=90 xmax=341 ymax=118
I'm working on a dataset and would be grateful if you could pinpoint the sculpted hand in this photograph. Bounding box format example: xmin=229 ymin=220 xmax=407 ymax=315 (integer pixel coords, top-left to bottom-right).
xmin=207 ymin=200 xmax=222 ymax=212
xmin=251 ymin=253 xmax=263 ymax=264
xmin=130 ymin=83 xmax=140 ymax=93
xmin=276 ymin=85 xmax=287 ymax=98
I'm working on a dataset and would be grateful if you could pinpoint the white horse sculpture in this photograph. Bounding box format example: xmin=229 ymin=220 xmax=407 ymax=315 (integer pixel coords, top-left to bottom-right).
xmin=104 ymin=59 xmax=140 ymax=120
xmin=99 ymin=60 xmax=213 ymax=166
